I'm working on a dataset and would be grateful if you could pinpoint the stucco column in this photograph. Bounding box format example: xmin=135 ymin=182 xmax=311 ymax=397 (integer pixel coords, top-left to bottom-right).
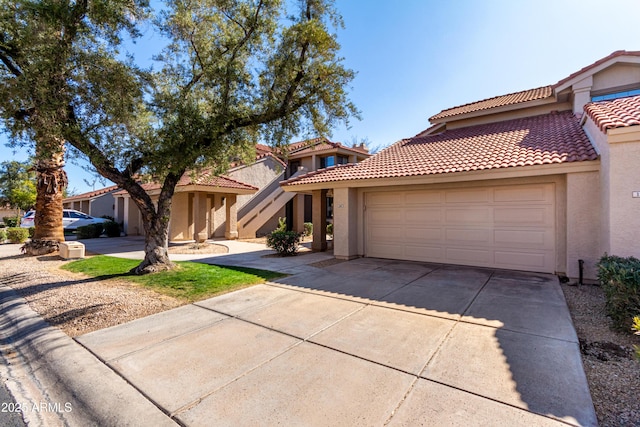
xmin=193 ymin=192 xmax=208 ymax=242
xmin=122 ymin=196 xmax=130 ymax=235
xmin=292 ymin=194 xmax=306 ymax=234
xmin=333 ymin=187 xmax=359 ymax=259
xmin=225 ymin=194 xmax=238 ymax=240
xmin=311 ymin=189 xmax=327 ymax=251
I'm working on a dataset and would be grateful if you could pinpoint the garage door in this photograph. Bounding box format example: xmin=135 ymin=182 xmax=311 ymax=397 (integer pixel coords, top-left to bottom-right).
xmin=365 ymin=183 xmax=556 ymax=273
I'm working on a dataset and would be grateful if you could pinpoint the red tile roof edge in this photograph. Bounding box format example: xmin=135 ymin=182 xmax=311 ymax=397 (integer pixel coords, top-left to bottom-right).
xmin=428 ymin=86 xmax=554 ymax=122
xmin=427 ymin=51 xmax=640 ymax=125
xmin=113 ymin=173 xmax=258 ymax=196
xmin=63 ymin=185 xmax=119 ymax=202
xmin=282 ymin=111 xmax=598 ymax=187
xmin=584 ymin=94 xmax=640 ymax=132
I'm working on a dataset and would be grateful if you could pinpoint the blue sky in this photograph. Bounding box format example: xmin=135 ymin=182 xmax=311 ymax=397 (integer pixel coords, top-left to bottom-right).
xmin=3 ymin=0 xmax=640 ymax=194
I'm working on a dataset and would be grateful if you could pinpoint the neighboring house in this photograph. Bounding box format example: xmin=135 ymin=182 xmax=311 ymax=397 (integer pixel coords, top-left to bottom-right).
xmin=97 ymin=138 xmax=369 ymax=242
xmin=63 ymin=185 xmax=119 ymax=219
xmin=282 ymin=50 xmax=640 ymax=281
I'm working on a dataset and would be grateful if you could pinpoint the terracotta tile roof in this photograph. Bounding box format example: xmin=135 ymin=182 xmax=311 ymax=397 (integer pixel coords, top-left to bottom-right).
xmin=286 ymin=137 xmax=370 ymax=156
xmin=113 ymin=171 xmax=257 ymax=195
xmin=584 ymin=95 xmax=640 ymax=132
xmin=283 ymin=111 xmax=597 ymax=186
xmin=429 ymin=86 xmax=554 ymax=121
xmin=63 ymin=185 xmax=119 ymax=202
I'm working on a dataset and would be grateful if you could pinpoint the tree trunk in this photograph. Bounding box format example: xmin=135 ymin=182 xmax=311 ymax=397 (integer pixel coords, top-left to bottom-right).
xmin=22 ymin=138 xmax=67 ymax=255
xmin=131 ymin=213 xmax=175 ymax=274
xmin=127 ymin=172 xmax=182 ymax=275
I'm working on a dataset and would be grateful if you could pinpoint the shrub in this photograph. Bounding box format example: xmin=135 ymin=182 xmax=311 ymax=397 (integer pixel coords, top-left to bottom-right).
xmin=6 ymin=227 xmax=29 ymax=243
xmin=303 ymin=222 xmax=313 ymax=236
xmin=266 ymin=230 xmax=301 ymax=256
xmin=326 ymin=222 xmax=333 ymax=237
xmin=0 ymin=228 xmax=6 ymax=243
xmin=28 ymin=226 xmax=35 ymax=238
xmin=103 ymin=220 xmax=121 ymax=237
xmin=3 ymin=216 xmax=19 ymax=227
xmin=274 ymin=217 xmax=287 ymax=233
xmin=597 ymin=254 xmax=640 ymax=331
xmin=76 ymin=223 xmax=104 ymax=239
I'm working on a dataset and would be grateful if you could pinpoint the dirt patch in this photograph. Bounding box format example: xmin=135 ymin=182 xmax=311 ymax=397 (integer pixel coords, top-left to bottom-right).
xmin=168 ymin=242 xmax=228 ymax=254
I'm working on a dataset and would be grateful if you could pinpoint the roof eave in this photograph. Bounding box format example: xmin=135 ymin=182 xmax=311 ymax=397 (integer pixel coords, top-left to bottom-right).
xmin=429 ymin=96 xmax=557 ymax=125
xmin=553 ymin=54 xmax=640 ymax=93
xmin=281 ymin=160 xmax=600 ymax=192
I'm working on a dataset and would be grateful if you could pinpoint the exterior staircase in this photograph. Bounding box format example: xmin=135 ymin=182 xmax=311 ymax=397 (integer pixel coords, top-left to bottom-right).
xmin=237 ymin=168 xmax=307 ymax=238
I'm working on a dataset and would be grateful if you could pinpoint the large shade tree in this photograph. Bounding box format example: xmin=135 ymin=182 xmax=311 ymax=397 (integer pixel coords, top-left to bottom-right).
xmin=2 ymin=0 xmax=357 ymax=273
xmin=67 ymin=0 xmax=358 ymax=274
xmin=0 ymin=0 xmax=149 ymax=253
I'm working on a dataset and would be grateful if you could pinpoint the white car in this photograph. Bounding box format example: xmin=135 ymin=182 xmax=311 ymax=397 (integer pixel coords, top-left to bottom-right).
xmin=20 ymin=209 xmax=109 ymax=230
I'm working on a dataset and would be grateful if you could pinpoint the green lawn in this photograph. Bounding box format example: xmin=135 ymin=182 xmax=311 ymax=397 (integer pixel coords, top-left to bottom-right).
xmin=61 ymin=255 xmax=285 ymax=302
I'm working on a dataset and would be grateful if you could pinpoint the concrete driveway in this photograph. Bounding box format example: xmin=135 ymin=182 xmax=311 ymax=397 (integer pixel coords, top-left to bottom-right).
xmin=75 ymin=239 xmax=596 ymax=426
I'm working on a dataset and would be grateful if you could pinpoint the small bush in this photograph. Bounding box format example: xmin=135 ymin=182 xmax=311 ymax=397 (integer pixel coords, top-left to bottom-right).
xmin=303 ymin=222 xmax=313 ymax=236
xmin=266 ymin=230 xmax=301 ymax=256
xmin=6 ymin=227 xmax=29 ymax=243
xmin=274 ymin=217 xmax=287 ymax=233
xmin=28 ymin=226 xmax=35 ymax=238
xmin=326 ymin=222 xmax=333 ymax=237
xmin=76 ymin=223 xmax=104 ymax=239
xmin=597 ymin=254 xmax=640 ymax=331
xmin=0 ymin=228 xmax=6 ymax=243
xmin=3 ymin=216 xmax=19 ymax=227
xmin=103 ymin=221 xmax=121 ymax=237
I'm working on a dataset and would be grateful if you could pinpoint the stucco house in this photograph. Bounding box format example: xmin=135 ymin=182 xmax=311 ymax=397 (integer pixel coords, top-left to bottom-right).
xmin=63 ymin=185 xmax=119 ymax=219
xmin=73 ymin=138 xmax=369 ymax=242
xmin=282 ymin=50 xmax=640 ymax=281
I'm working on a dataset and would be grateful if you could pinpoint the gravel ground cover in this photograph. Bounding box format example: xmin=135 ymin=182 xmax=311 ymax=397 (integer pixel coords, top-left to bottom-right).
xmin=0 ymin=245 xmax=638 ymax=425
xmin=560 ymin=282 xmax=640 ymax=426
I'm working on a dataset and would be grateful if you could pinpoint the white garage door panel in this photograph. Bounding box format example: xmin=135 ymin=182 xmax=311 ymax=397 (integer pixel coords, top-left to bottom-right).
xmin=495 ymin=251 xmax=549 ymax=269
xmin=446 ymin=228 xmax=492 ymax=244
xmin=365 ymin=183 xmax=556 ymax=273
xmin=405 ymin=208 xmax=441 ymax=223
xmin=446 ymin=207 xmax=492 ymax=224
xmin=445 ymin=189 xmax=491 ymax=203
xmin=446 ymin=247 xmax=492 ymax=264
xmin=494 ymin=229 xmax=552 ymax=248
xmin=404 ymin=228 xmax=443 ymax=243
xmin=494 ymin=207 xmax=553 ymax=226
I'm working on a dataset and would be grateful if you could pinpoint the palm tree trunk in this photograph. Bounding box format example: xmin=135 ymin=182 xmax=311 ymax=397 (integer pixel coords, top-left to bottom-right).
xmin=22 ymin=137 xmax=67 ymax=255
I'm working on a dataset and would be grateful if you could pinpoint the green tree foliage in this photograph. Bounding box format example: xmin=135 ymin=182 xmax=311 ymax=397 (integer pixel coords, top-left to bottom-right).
xmin=1 ymin=0 xmax=357 ymax=274
xmin=0 ymin=160 xmax=36 ymax=212
xmin=0 ymin=0 xmax=150 ymax=250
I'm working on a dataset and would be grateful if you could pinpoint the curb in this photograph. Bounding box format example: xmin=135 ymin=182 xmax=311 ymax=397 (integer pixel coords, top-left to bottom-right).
xmin=0 ymin=285 xmax=177 ymax=427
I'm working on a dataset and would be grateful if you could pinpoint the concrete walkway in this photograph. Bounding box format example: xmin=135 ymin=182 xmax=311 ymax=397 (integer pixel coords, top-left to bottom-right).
xmin=1 ymin=237 xmax=597 ymax=426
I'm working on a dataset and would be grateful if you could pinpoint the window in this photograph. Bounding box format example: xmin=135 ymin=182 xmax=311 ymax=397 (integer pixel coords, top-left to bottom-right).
xmin=320 ymin=156 xmax=335 ymax=168
xmin=592 ymin=88 xmax=640 ymax=102
xmin=337 ymin=155 xmax=349 ymax=165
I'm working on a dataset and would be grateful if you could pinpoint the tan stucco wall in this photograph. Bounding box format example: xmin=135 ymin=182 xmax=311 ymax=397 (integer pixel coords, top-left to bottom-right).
xmin=228 ymin=157 xmax=283 ymax=209
xmin=584 ymin=117 xmax=640 ymax=261
xmin=607 ymin=127 xmax=640 ymax=258
xmin=169 ymin=192 xmax=191 ymax=241
xmin=89 ymin=194 xmax=115 ymax=218
xmin=592 ymin=63 xmax=640 ymax=93
xmin=566 ymin=171 xmax=601 ymax=280
xmin=333 ymin=187 xmax=359 ymax=259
